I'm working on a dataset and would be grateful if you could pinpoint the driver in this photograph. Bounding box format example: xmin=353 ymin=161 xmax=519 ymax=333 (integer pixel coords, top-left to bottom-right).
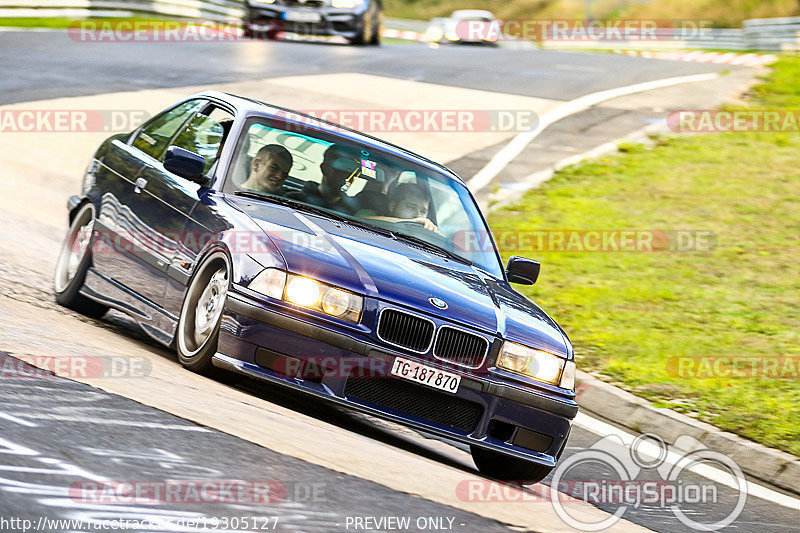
xmin=240 ymin=144 xmax=293 ymax=194
xmin=365 ymin=183 xmax=440 ymax=234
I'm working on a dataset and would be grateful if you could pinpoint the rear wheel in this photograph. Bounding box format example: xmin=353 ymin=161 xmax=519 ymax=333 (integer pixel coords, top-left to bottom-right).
xmin=470 ymin=446 xmax=553 ymax=483
xmin=176 ymin=252 xmax=231 ymax=375
xmin=54 ymin=203 xmax=109 ymax=319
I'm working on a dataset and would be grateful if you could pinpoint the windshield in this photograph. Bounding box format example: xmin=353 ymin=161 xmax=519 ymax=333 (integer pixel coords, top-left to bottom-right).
xmin=223 ymin=117 xmax=504 ymax=278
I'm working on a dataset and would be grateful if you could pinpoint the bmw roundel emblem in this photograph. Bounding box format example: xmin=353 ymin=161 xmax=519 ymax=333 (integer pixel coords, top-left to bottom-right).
xmin=429 ymin=297 xmax=448 ymax=310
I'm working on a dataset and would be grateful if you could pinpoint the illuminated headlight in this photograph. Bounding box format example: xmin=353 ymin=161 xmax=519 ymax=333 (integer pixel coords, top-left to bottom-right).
xmin=497 ymin=342 xmax=566 ymax=385
xmin=331 ymin=0 xmax=362 ymax=8
xmin=249 ymin=0 xmax=276 ymax=5
xmin=249 ymin=269 xmax=363 ymax=323
xmin=426 ymin=27 xmax=444 ymax=41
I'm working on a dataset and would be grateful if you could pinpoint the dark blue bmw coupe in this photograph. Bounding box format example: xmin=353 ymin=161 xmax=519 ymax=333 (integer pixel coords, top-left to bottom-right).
xmin=55 ymin=91 xmax=578 ymax=482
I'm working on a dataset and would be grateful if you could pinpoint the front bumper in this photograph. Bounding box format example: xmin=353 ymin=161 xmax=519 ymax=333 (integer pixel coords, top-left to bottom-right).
xmin=217 ymin=290 xmax=577 ymax=467
xmin=244 ymin=5 xmax=366 ymax=38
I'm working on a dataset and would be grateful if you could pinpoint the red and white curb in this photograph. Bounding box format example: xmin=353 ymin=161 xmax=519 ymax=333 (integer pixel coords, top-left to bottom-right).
xmin=381 ymin=28 xmax=427 ymax=42
xmin=621 ymin=50 xmax=779 ymax=67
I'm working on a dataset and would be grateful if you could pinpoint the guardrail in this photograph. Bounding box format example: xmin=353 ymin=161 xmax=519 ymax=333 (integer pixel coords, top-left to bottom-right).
xmin=1 ymin=2 xmax=799 ymax=51
xmin=541 ymin=19 xmax=800 ymax=51
xmin=0 ymin=0 xmax=244 ymax=21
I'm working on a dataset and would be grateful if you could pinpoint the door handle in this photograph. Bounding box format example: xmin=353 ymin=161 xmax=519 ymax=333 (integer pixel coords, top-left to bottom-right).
xmin=134 ymin=177 xmax=148 ymax=194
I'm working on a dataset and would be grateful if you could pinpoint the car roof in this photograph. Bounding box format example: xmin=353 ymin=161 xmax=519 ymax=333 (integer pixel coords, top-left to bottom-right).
xmin=193 ymin=90 xmax=467 ymax=186
xmin=451 ymin=10 xmax=494 ymax=19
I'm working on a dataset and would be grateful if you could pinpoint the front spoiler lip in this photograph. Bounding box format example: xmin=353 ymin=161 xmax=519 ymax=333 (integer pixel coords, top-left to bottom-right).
xmin=245 ymin=6 xmax=364 ymax=35
xmin=212 ymin=352 xmax=557 ymax=467
xmin=224 ymin=291 xmax=579 ymax=420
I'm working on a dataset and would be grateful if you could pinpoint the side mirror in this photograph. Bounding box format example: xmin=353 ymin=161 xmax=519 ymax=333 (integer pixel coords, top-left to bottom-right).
xmin=164 ymin=146 xmax=208 ymax=185
xmin=506 ymin=256 xmax=540 ymax=285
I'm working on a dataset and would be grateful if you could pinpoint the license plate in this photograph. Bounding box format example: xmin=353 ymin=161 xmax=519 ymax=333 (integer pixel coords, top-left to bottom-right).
xmin=283 ymin=11 xmax=321 ymax=23
xmin=390 ymin=357 xmax=461 ymax=394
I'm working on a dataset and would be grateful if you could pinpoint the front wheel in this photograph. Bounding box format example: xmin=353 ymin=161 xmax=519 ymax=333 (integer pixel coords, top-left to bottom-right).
xmin=369 ymin=14 xmax=382 ymax=45
xmin=471 ymin=446 xmax=553 ymax=483
xmin=54 ymin=203 xmax=109 ymax=319
xmin=176 ymin=252 xmax=231 ymax=375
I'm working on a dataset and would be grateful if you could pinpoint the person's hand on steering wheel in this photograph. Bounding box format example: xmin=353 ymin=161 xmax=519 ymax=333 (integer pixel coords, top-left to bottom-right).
xmin=405 ymin=217 xmax=441 ymax=235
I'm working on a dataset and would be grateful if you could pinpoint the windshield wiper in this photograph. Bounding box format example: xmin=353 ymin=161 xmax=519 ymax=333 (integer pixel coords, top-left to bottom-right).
xmin=232 ymin=190 xmax=395 ymax=238
xmin=233 ymin=190 xmax=351 ymax=221
xmin=392 ymin=231 xmax=473 ymax=266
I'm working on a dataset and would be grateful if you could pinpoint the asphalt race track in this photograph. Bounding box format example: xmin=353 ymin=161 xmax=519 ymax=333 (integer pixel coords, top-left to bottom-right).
xmin=0 ymin=30 xmax=798 ymax=533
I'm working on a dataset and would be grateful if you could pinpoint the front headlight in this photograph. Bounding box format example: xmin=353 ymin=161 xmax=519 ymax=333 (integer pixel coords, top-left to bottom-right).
xmin=249 ymin=269 xmax=363 ymax=323
xmin=249 ymin=0 xmax=276 ymax=5
xmin=497 ymin=341 xmax=566 ymax=385
xmin=426 ymin=27 xmax=444 ymax=41
xmin=331 ymin=0 xmax=362 ymax=8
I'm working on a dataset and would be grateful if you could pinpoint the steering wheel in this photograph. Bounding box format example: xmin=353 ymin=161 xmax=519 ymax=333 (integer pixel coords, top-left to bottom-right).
xmin=393 ymin=220 xmax=451 ymax=249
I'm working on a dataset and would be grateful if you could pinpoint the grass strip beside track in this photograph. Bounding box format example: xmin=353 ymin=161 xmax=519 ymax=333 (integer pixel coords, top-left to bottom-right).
xmin=487 ymin=57 xmax=800 ymax=456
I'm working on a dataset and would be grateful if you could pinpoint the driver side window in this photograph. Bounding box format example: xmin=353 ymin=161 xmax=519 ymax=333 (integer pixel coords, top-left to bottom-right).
xmin=168 ymin=105 xmax=234 ymax=174
xmin=132 ymin=99 xmax=204 ymax=159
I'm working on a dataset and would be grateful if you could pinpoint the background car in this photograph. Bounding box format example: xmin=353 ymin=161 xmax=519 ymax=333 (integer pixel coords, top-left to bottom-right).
xmin=54 ymin=91 xmax=577 ymax=483
xmin=243 ymin=0 xmax=382 ymax=45
xmin=426 ymin=9 xmax=500 ymax=45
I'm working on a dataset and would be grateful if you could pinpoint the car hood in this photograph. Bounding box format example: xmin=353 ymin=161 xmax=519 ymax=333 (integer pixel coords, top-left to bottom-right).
xmin=233 ymin=198 xmax=570 ymax=357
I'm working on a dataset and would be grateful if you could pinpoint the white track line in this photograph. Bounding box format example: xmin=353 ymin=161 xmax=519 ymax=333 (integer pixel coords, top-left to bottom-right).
xmin=467 ymin=72 xmax=719 ymax=192
xmin=0 ymin=411 xmax=37 ymax=427
xmin=574 ymin=413 xmax=800 ymax=511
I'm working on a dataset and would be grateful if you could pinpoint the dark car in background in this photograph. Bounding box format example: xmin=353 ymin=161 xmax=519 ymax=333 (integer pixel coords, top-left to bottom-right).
xmin=54 ymin=91 xmax=578 ymax=482
xmin=243 ymin=0 xmax=382 ymax=45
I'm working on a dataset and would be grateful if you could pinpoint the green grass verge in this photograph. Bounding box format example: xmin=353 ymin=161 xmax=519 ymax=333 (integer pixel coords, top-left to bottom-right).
xmin=487 ymin=56 xmax=800 ymax=456
xmin=0 ymin=17 xmax=172 ymax=29
xmin=0 ymin=17 xmax=78 ymax=28
xmin=382 ymin=0 xmax=799 ymax=27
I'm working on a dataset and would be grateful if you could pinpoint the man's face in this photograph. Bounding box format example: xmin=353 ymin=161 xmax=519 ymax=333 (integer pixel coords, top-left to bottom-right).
xmin=391 ymin=195 xmax=429 ymax=219
xmin=321 ymin=154 xmax=359 ymax=194
xmin=250 ymin=154 xmax=290 ymax=193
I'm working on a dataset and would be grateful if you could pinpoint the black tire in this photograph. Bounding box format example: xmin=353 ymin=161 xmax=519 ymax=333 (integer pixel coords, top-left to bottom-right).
xmin=470 ymin=446 xmax=553 ymax=483
xmin=350 ymin=9 xmax=376 ymax=45
xmin=369 ymin=14 xmax=381 ymax=45
xmin=54 ymin=203 xmax=109 ymax=319
xmin=175 ymin=251 xmax=239 ymax=382
xmin=350 ymin=26 xmax=367 ymax=45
